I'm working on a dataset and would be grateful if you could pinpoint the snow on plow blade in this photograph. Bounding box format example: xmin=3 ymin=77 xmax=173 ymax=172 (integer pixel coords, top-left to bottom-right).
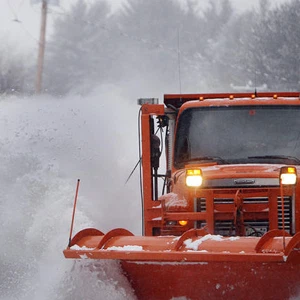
xmin=64 ymin=228 xmax=300 ymax=300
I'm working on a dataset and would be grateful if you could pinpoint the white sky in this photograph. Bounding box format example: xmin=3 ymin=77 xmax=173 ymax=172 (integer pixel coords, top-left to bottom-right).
xmin=0 ymin=0 xmax=291 ymax=53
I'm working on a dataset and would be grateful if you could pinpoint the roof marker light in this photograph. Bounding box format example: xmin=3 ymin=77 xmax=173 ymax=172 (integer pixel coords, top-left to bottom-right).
xmin=273 ymin=94 xmax=278 ymax=99
xmin=229 ymin=95 xmax=234 ymax=100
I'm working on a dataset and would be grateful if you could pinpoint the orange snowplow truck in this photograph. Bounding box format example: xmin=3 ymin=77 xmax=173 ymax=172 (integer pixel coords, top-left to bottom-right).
xmin=64 ymin=93 xmax=300 ymax=300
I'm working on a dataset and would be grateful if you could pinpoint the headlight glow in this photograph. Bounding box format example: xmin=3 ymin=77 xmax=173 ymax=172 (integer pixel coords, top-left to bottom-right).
xmin=280 ymin=166 xmax=297 ymax=185
xmin=186 ymin=168 xmax=203 ymax=187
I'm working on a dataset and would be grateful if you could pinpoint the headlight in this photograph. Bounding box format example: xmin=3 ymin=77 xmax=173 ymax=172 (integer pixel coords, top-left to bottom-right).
xmin=186 ymin=169 xmax=203 ymax=187
xmin=280 ymin=166 xmax=297 ymax=185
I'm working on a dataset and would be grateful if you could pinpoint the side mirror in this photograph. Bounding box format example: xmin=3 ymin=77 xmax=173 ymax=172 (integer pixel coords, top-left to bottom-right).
xmin=151 ymin=134 xmax=160 ymax=169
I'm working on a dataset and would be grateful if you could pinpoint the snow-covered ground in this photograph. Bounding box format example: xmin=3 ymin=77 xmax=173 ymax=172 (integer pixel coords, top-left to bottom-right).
xmin=0 ymin=86 xmax=141 ymax=300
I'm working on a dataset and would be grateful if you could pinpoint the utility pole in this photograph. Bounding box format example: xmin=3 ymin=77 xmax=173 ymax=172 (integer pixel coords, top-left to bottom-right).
xmin=35 ymin=0 xmax=47 ymax=94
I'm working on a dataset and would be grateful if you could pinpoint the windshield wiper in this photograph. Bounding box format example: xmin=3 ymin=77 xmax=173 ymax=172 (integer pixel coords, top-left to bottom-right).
xmin=183 ymin=156 xmax=228 ymax=164
xmin=248 ymin=155 xmax=300 ymax=164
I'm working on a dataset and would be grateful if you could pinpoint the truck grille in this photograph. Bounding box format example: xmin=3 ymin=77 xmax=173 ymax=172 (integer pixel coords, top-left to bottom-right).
xmin=277 ymin=196 xmax=292 ymax=231
xmin=196 ymin=195 xmax=292 ymax=236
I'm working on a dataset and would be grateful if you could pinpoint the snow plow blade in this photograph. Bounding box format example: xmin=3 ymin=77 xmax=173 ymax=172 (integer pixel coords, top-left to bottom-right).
xmin=64 ymin=228 xmax=300 ymax=300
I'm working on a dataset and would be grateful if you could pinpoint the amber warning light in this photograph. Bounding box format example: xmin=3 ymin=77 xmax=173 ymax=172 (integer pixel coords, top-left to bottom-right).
xmin=137 ymin=98 xmax=159 ymax=105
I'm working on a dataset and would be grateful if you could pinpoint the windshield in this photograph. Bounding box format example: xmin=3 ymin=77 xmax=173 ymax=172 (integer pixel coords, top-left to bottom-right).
xmin=174 ymin=106 xmax=300 ymax=168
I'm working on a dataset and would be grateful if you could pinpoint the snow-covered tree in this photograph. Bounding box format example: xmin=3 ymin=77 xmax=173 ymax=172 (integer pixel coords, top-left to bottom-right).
xmin=0 ymin=37 xmax=28 ymax=94
xmin=44 ymin=0 xmax=116 ymax=94
xmin=255 ymin=0 xmax=300 ymax=90
xmin=115 ymin=0 xmax=234 ymax=92
xmin=115 ymin=0 xmax=195 ymax=90
xmin=212 ymin=0 xmax=300 ymax=92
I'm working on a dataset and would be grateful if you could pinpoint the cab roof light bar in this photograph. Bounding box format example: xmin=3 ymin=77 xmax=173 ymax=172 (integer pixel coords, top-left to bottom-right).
xmin=164 ymin=92 xmax=300 ymax=109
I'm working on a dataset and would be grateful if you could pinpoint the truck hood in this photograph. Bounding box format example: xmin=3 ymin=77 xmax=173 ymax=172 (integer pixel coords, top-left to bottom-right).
xmin=202 ymin=163 xmax=280 ymax=178
xmin=201 ymin=164 xmax=282 ymax=188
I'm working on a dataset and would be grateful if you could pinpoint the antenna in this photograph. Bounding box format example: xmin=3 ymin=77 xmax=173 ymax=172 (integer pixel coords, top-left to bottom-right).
xmin=254 ymin=66 xmax=257 ymax=96
xmin=177 ymin=27 xmax=182 ymax=94
xmin=254 ymin=69 xmax=257 ymax=95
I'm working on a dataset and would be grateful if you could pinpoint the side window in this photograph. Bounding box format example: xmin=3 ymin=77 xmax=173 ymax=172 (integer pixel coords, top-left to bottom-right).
xmin=174 ymin=110 xmax=192 ymax=167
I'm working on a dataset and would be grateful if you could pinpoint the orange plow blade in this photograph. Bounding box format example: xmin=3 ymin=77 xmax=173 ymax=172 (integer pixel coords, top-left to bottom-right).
xmin=64 ymin=228 xmax=300 ymax=300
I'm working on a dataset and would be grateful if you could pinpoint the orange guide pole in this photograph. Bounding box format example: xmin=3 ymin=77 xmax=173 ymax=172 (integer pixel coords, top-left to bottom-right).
xmin=68 ymin=179 xmax=80 ymax=247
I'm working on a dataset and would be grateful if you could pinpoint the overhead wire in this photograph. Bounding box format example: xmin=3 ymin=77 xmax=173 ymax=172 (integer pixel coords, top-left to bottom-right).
xmin=6 ymin=0 xmax=41 ymax=45
xmin=7 ymin=0 xmax=20 ymax=21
